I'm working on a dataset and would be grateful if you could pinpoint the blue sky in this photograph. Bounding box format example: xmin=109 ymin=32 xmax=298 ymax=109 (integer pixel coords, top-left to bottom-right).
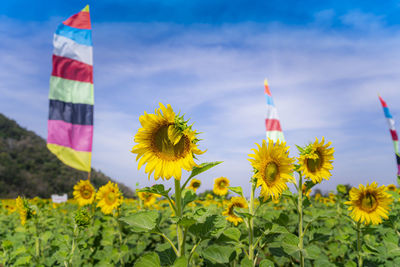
xmin=1 ymin=1 xmax=400 ymax=196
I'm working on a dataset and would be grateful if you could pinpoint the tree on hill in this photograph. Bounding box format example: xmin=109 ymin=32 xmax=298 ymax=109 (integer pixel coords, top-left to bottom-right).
xmin=0 ymin=113 xmax=134 ymax=198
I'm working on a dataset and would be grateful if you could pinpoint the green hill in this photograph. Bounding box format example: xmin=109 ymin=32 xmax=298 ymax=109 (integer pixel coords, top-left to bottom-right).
xmin=0 ymin=113 xmax=134 ymax=198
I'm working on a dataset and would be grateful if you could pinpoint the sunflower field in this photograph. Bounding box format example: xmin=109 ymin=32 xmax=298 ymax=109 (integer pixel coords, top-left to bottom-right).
xmin=2 ymin=103 xmax=400 ymax=267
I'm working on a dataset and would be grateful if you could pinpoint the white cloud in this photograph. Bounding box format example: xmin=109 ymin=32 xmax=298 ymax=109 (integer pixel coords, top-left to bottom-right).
xmin=1 ymin=15 xmax=400 ymax=196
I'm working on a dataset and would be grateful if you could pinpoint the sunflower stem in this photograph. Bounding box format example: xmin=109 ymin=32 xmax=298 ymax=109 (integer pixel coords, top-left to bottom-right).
xmin=298 ymin=173 xmax=305 ymax=267
xmin=357 ymin=222 xmax=363 ymax=267
xmin=248 ymin=180 xmax=256 ymax=265
xmin=174 ymin=179 xmax=184 ymax=257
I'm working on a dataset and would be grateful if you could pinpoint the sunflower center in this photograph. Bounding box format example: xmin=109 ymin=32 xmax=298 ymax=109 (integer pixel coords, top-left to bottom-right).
xmin=192 ymin=182 xmax=201 ymax=188
xmin=219 ymin=181 xmax=226 ymax=188
xmin=306 ymin=151 xmax=322 ymax=173
xmin=264 ymin=162 xmax=279 ymax=184
xmin=80 ymin=186 xmax=93 ymax=199
xmin=105 ymin=191 xmax=117 ymax=205
xmin=153 ymin=125 xmax=189 ymax=160
xmin=360 ymin=192 xmax=378 ymax=212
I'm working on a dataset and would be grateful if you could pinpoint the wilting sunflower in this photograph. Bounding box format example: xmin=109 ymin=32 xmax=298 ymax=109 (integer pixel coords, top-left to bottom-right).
xmin=132 ymin=103 xmax=205 ymax=181
xmin=73 ymin=180 xmax=96 ymax=206
xmin=137 ymin=192 xmax=160 ymax=207
xmin=345 ymin=182 xmax=393 ymax=225
xmin=248 ymin=139 xmax=295 ymax=200
xmin=213 ymin=177 xmax=230 ymax=196
xmin=298 ymin=137 xmax=334 ymax=184
xmin=187 ymin=179 xmax=201 ymax=192
xmin=222 ymin=197 xmax=248 ymax=226
xmin=96 ymin=181 xmax=123 ymax=215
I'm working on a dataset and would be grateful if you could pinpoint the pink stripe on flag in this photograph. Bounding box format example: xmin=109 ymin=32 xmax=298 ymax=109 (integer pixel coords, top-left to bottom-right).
xmin=47 ymin=120 xmax=93 ymax=152
xmin=265 ymin=119 xmax=282 ymax=131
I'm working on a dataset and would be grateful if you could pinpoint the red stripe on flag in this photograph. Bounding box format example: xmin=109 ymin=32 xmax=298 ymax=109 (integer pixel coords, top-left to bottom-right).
xmin=379 ymin=96 xmax=388 ymax=108
xmin=265 ymin=119 xmax=282 ymax=131
xmin=390 ymin=129 xmax=399 ymax=141
xmin=52 ymin=55 xmax=93 ymax=83
xmin=63 ymin=11 xmax=91 ymax=29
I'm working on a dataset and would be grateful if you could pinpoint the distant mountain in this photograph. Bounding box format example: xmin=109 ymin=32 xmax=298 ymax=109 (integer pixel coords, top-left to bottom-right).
xmin=0 ymin=113 xmax=134 ymax=198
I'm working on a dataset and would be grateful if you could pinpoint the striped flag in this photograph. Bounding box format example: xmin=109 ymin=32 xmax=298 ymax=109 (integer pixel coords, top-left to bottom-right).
xmin=47 ymin=5 xmax=93 ymax=172
xmin=378 ymin=95 xmax=400 ymax=177
xmin=264 ymin=79 xmax=284 ymax=143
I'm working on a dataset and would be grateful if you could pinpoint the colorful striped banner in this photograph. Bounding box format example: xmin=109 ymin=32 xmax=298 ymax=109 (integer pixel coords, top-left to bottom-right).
xmin=378 ymin=95 xmax=400 ymax=177
xmin=264 ymin=79 xmax=284 ymax=143
xmin=47 ymin=5 xmax=93 ymax=172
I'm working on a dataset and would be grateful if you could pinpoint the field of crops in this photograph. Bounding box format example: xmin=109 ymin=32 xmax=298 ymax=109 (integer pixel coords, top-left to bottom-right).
xmin=2 ymin=103 xmax=400 ymax=267
xmin=1 ymin=179 xmax=400 ymax=266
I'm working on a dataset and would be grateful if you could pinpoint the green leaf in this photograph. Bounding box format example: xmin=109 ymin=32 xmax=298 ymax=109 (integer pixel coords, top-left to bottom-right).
xmin=304 ymin=180 xmax=317 ymax=192
xmin=188 ymin=161 xmax=223 ymax=179
xmin=189 ymin=214 xmax=226 ymax=239
xmin=274 ymin=213 xmax=289 ymax=226
xmin=202 ymin=244 xmax=235 ymax=264
xmin=120 ymin=210 xmax=159 ymax=232
xmin=222 ymin=227 xmax=241 ymax=242
xmin=137 ymin=184 xmax=171 ymax=198
xmin=305 ymin=245 xmax=321 ymax=259
xmin=260 ymin=259 xmax=275 ymax=267
xmin=156 ymin=243 xmax=176 ymax=266
xmin=14 ymin=255 xmax=31 ymax=266
xmin=281 ymin=233 xmax=300 ymax=256
xmin=173 ymin=256 xmax=188 ymax=267
xmin=178 ymin=216 xmax=197 ymax=228
xmin=344 ymin=261 xmax=357 ymax=267
xmin=182 ymin=189 xmax=197 ymax=208
xmin=134 ymin=252 xmax=161 ymax=267
xmin=240 ymin=258 xmax=253 ymax=267
xmin=228 ymin=186 xmax=244 ymax=197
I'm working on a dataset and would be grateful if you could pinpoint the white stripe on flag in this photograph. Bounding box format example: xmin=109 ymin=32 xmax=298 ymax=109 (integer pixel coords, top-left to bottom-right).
xmin=266 ymin=104 xmax=280 ymax=120
xmin=266 ymin=130 xmax=285 ymax=143
xmin=53 ymin=34 xmax=93 ymax=65
xmin=387 ymin=118 xmax=396 ymax=131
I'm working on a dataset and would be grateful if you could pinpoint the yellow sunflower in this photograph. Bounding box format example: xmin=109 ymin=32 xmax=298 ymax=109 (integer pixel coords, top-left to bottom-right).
xmin=387 ymin=184 xmax=397 ymax=191
xmin=132 ymin=103 xmax=205 ymax=181
xmin=345 ymin=182 xmax=393 ymax=225
xmin=73 ymin=180 xmax=96 ymax=206
xmin=96 ymin=181 xmax=123 ymax=215
xmin=137 ymin=192 xmax=160 ymax=207
xmin=248 ymin=139 xmax=295 ymax=200
xmin=187 ymin=179 xmax=201 ymax=192
xmin=222 ymin=197 xmax=248 ymax=226
xmin=298 ymin=137 xmax=334 ymax=184
xmin=213 ymin=177 xmax=230 ymax=196
xmin=16 ymin=196 xmax=27 ymax=226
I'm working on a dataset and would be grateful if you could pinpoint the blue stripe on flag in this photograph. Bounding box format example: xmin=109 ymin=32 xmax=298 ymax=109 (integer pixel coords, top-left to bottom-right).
xmin=384 ymin=107 xmax=393 ymax=118
xmin=265 ymin=95 xmax=274 ymax=106
xmin=55 ymin=24 xmax=92 ymax=46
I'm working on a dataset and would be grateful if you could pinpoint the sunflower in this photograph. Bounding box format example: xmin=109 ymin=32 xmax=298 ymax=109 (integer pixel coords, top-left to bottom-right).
xmin=387 ymin=184 xmax=397 ymax=191
xmin=16 ymin=196 xmax=27 ymax=226
xmin=137 ymin=192 xmax=160 ymax=207
xmin=132 ymin=103 xmax=205 ymax=181
xmin=73 ymin=180 xmax=96 ymax=206
xmin=248 ymin=139 xmax=295 ymax=200
xmin=345 ymin=182 xmax=393 ymax=225
xmin=222 ymin=197 xmax=248 ymax=226
xmin=213 ymin=177 xmax=230 ymax=196
xmin=298 ymin=137 xmax=334 ymax=184
xmin=187 ymin=179 xmax=201 ymax=192
xmin=96 ymin=181 xmax=123 ymax=215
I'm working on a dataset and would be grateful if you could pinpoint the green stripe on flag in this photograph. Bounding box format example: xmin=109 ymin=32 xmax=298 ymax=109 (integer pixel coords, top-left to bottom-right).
xmin=49 ymin=76 xmax=94 ymax=105
xmin=394 ymin=140 xmax=399 ymax=154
